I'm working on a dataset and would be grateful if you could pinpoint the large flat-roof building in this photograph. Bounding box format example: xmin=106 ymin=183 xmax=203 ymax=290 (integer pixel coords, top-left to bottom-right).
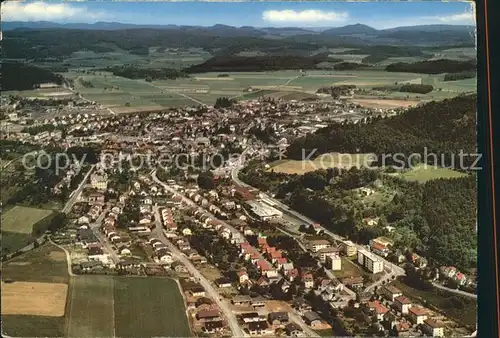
xmin=246 ymin=200 xmax=283 ymax=221
xmin=357 ymin=249 xmax=384 ymax=274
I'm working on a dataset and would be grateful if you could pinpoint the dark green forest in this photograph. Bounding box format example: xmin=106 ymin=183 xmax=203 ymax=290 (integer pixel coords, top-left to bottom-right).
xmin=240 ymin=164 xmax=476 ymax=270
xmin=2 ymin=62 xmax=64 ymax=91
xmin=386 ymin=59 xmax=476 ymax=74
xmin=444 ymin=71 xmax=476 ymax=81
xmin=399 ymin=84 xmax=434 ymax=94
xmin=286 ymin=94 xmax=476 ymax=169
xmin=104 ymin=65 xmax=188 ymax=80
xmin=184 ymin=55 xmax=338 ymax=73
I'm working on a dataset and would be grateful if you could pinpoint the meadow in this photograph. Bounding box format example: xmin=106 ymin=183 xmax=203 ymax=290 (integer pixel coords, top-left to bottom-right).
xmin=1 ymin=242 xmax=191 ymax=337
xmin=393 ymin=164 xmax=469 ymax=183
xmin=9 ymin=46 xmax=475 ymax=111
xmin=1 ymin=206 xmax=54 ymax=254
xmin=1 ymin=244 xmax=69 ymax=337
xmin=268 ymin=152 xmax=376 ymax=175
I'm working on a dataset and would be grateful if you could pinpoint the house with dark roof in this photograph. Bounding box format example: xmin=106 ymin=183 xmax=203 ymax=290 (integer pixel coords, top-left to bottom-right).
xmin=196 ymin=309 xmax=221 ymax=321
xmin=248 ymin=321 xmax=269 ymax=335
xmin=203 ymin=320 xmax=224 ymax=333
xmin=268 ymin=312 xmax=289 ymax=325
xmin=285 ymin=323 xmax=303 ymax=336
xmin=303 ymin=311 xmax=322 ymax=328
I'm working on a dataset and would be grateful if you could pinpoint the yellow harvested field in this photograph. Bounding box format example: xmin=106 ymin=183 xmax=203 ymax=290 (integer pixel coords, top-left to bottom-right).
xmin=1 ymin=281 xmax=68 ymax=317
xmin=309 ymin=74 xmax=358 ymax=78
xmin=195 ymin=77 xmax=234 ymax=81
xmin=349 ymin=98 xmax=420 ymax=109
xmin=253 ymin=85 xmax=303 ymax=90
xmin=49 ymin=250 xmax=67 ymax=262
xmin=269 ymin=153 xmax=376 ymax=175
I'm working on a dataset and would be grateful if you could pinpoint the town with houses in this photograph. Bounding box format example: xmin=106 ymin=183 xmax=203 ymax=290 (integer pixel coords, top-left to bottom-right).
xmin=1 ymin=97 xmax=477 ymax=338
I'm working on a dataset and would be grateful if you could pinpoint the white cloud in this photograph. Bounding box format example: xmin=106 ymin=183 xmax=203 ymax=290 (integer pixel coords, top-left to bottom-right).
xmin=421 ymin=11 xmax=475 ymax=25
xmin=262 ymin=9 xmax=349 ymax=24
xmin=1 ymin=1 xmax=109 ymax=22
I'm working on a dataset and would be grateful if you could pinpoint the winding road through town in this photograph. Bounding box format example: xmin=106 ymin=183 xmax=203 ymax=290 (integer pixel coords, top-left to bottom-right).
xmin=151 ymin=206 xmax=246 ymax=337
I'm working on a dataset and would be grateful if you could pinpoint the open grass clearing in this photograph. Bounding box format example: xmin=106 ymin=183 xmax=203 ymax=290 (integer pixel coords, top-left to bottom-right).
xmin=349 ymin=98 xmax=421 ymax=109
xmin=269 ymin=153 xmax=376 ymax=175
xmin=114 ymin=277 xmax=192 ymax=337
xmin=1 ymin=281 xmax=68 ymax=316
xmin=1 ymin=243 xmax=70 ymax=337
xmin=67 ymin=275 xmax=115 ymax=338
xmin=2 ymin=243 xmax=69 ymax=284
xmin=1 ymin=206 xmax=53 ymax=234
xmin=396 ymin=164 xmax=469 ymax=183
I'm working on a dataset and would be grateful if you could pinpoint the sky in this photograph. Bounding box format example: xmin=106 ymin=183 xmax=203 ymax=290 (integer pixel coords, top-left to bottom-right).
xmin=1 ymin=1 xmax=476 ymax=29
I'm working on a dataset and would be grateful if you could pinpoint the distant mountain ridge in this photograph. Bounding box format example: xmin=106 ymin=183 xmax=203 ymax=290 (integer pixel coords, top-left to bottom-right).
xmin=2 ymin=20 xmax=474 ymax=35
xmin=1 ymin=21 xmax=476 ymax=48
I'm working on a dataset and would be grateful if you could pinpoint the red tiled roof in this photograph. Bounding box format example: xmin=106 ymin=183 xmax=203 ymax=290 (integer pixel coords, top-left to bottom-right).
xmin=368 ymin=301 xmax=389 ymax=314
xmin=395 ymin=296 xmax=412 ymax=305
xmin=409 ymin=307 xmax=428 ymax=316
xmin=276 ymin=257 xmax=288 ymax=264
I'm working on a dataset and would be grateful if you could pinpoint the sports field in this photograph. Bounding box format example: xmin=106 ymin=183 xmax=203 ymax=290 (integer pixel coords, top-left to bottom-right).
xmin=269 ymin=152 xmax=376 ymax=175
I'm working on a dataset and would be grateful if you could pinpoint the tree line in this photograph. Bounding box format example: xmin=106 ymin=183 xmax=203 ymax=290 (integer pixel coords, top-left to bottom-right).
xmin=386 ymin=59 xmax=476 ymax=74
xmin=285 ymin=94 xmax=476 ymax=169
xmin=104 ymin=65 xmax=188 ymax=80
xmin=2 ymin=62 xmax=63 ymax=91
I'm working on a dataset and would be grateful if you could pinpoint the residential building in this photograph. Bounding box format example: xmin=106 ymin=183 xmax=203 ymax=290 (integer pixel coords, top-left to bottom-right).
xmin=303 ymin=311 xmax=322 ymax=328
xmin=340 ymin=241 xmax=358 ymax=257
xmin=367 ymin=301 xmax=390 ymax=321
xmin=325 ymin=254 xmax=342 ymax=271
xmin=380 ymin=285 xmax=403 ymax=302
xmin=394 ymin=296 xmax=412 ymax=314
xmin=358 ymin=249 xmax=384 ymax=273
xmin=232 ymin=295 xmax=251 ymax=306
xmin=268 ymin=312 xmax=289 ymax=325
xmin=248 ymin=321 xmax=270 ymax=335
xmin=422 ymin=319 xmax=445 ymax=337
xmin=408 ymin=307 xmax=428 ymax=324
xmin=90 ymin=172 xmax=108 ymax=190
xmin=317 ymin=246 xmax=340 ymax=262
xmin=309 ymin=239 xmax=331 ymax=253
xmin=285 ymin=323 xmax=303 ymax=337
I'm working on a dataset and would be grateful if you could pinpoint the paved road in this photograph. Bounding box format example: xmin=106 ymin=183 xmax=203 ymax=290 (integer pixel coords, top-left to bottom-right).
xmin=89 ymin=206 xmax=121 ymax=264
xmin=432 ymin=282 xmax=477 ymax=299
xmin=151 ymin=207 xmax=246 ymax=337
xmin=48 ymin=238 xmax=76 ymax=277
xmin=231 ymin=164 xmax=406 ymax=291
xmin=230 ymin=75 xmax=301 ymax=100
xmin=62 ymin=165 xmax=96 ymax=214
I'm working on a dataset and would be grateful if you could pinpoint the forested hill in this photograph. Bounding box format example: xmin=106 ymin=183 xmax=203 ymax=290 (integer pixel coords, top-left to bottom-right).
xmin=2 ymin=62 xmax=64 ymax=91
xmin=286 ymin=94 xmax=476 ymax=169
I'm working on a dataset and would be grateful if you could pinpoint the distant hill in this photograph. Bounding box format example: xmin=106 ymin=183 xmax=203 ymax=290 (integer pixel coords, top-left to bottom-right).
xmin=321 ymin=23 xmax=378 ymax=35
xmin=1 ymin=21 xmax=476 ymax=59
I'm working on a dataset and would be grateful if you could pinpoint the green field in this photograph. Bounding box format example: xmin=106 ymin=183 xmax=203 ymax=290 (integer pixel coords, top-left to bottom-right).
xmin=1 ymin=206 xmax=53 ymax=234
xmin=1 ymin=242 xmax=191 ymax=337
xmin=1 ymin=206 xmax=55 ymax=255
xmin=396 ymin=164 xmax=469 ymax=182
xmin=114 ymin=277 xmax=192 ymax=337
xmin=2 ymin=244 xmax=70 ymax=337
xmin=67 ymin=275 xmax=115 ymax=337
xmin=61 ymin=67 xmax=476 ymax=111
